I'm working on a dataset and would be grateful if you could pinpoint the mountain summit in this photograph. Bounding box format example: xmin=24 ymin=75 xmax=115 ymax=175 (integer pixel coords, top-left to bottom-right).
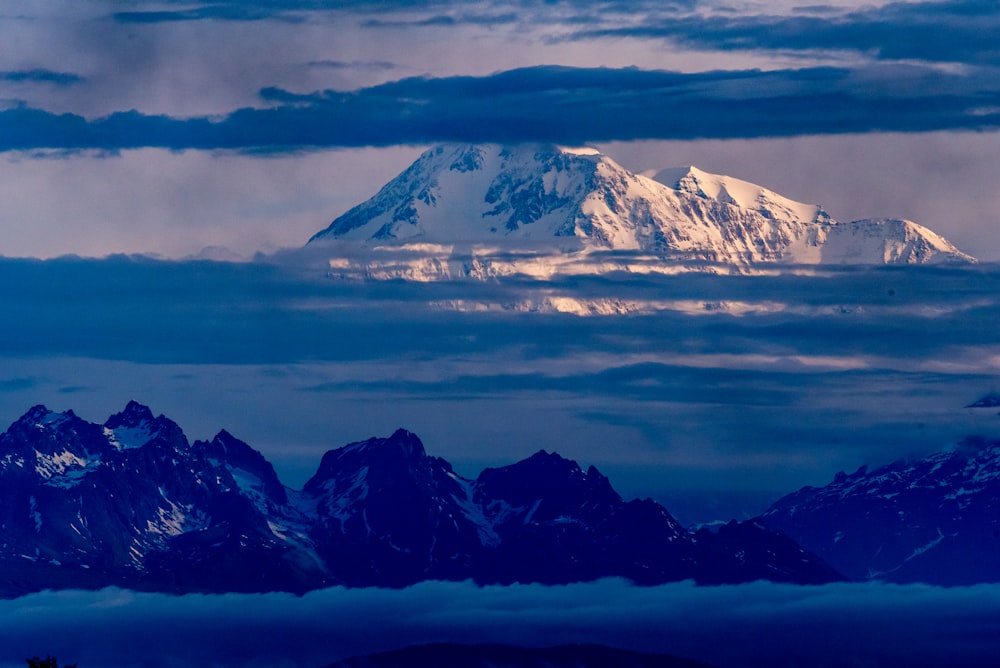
xmin=308 ymin=144 xmax=974 ymax=267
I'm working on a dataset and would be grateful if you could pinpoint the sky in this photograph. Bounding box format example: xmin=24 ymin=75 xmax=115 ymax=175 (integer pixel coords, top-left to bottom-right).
xmin=3 ymin=4 xmax=1000 ymax=667
xmin=1 ymin=0 xmax=1000 ymax=259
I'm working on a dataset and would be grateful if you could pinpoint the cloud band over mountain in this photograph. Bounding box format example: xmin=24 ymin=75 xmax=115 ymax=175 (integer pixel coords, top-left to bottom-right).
xmin=5 ymin=64 xmax=1000 ymax=152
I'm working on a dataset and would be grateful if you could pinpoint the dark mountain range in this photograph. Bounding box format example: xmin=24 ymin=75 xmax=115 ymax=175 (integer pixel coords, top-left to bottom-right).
xmin=325 ymin=643 xmax=716 ymax=668
xmin=760 ymin=436 xmax=1000 ymax=585
xmin=0 ymin=402 xmax=839 ymax=596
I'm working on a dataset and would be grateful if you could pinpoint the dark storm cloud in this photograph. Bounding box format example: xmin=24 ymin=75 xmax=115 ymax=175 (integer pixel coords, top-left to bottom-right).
xmin=1 ymin=580 xmax=999 ymax=668
xmin=0 ymin=69 xmax=84 ymax=87
xmin=567 ymin=0 xmax=1000 ymax=65
xmin=6 ymin=64 xmax=1000 ymax=151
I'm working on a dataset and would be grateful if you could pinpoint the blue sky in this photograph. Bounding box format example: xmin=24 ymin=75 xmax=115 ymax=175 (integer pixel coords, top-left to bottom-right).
xmin=2 ymin=0 xmax=1000 ymax=258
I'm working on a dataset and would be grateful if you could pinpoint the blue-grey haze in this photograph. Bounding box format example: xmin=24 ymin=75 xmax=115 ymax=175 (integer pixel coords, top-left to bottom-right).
xmin=1 ymin=256 xmax=998 ymax=520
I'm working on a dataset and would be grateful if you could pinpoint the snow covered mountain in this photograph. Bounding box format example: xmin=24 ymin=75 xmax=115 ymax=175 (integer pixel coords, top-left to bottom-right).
xmin=306 ymin=144 xmax=974 ymax=277
xmin=0 ymin=403 xmax=840 ymax=596
xmin=760 ymin=436 xmax=1000 ymax=585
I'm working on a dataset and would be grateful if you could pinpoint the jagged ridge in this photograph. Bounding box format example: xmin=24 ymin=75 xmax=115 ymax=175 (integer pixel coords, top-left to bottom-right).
xmin=0 ymin=402 xmax=840 ymax=596
xmin=760 ymin=436 xmax=1000 ymax=584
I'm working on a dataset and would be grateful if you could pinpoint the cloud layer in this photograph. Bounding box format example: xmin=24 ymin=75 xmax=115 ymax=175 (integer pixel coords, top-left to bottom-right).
xmin=567 ymin=0 xmax=1000 ymax=65
xmin=1 ymin=256 xmax=998 ymax=516
xmin=0 ymin=579 xmax=998 ymax=668
xmin=4 ymin=64 xmax=1000 ymax=151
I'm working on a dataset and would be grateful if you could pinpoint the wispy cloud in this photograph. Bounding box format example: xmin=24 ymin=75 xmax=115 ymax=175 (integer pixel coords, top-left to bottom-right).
xmin=0 ymin=69 xmax=84 ymax=87
xmin=306 ymin=59 xmax=399 ymax=71
xmin=109 ymin=0 xmax=470 ymax=24
xmin=110 ymin=1 xmax=335 ymax=24
xmin=361 ymin=12 xmax=519 ymax=28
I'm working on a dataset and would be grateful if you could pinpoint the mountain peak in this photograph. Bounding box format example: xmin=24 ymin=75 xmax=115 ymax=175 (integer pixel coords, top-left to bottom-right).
xmin=655 ymin=165 xmax=831 ymax=225
xmin=308 ymin=143 xmax=622 ymax=245
xmin=102 ymin=401 xmax=188 ymax=451
xmin=11 ymin=405 xmax=78 ymax=431
xmin=475 ymin=449 xmax=621 ymax=512
xmin=522 ymin=449 xmax=579 ymax=469
xmin=306 ymin=142 xmax=972 ymax=268
xmin=16 ymin=404 xmax=55 ymax=424
xmin=105 ymin=400 xmax=155 ymax=429
xmin=303 ymin=428 xmax=433 ymax=496
xmin=355 ymin=428 xmax=426 ymax=460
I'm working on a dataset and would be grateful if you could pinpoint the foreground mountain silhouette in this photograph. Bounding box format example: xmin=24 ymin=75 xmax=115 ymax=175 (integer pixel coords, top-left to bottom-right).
xmin=308 ymin=144 xmax=974 ymax=269
xmin=0 ymin=402 xmax=839 ymax=596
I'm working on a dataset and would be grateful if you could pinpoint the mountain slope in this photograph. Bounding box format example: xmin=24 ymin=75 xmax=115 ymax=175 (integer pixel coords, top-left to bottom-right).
xmin=0 ymin=401 xmax=325 ymax=595
xmin=0 ymin=404 xmax=841 ymax=596
xmin=760 ymin=437 xmax=1000 ymax=584
xmin=307 ymin=144 xmax=974 ymax=269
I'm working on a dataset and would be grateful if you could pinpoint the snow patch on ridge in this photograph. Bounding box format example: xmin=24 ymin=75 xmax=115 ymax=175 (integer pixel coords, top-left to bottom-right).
xmin=105 ymin=424 xmax=157 ymax=450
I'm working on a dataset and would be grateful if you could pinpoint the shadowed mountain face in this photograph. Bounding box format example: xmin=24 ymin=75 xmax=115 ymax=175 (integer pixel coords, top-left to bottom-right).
xmin=308 ymin=143 xmax=974 ymax=269
xmin=325 ymin=643 xmax=717 ymax=668
xmin=0 ymin=402 xmax=840 ymax=596
xmin=761 ymin=436 xmax=1000 ymax=584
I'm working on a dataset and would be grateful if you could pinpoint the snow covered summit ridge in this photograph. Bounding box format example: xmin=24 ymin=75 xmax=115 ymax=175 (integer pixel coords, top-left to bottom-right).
xmin=308 ymin=143 xmax=975 ymax=268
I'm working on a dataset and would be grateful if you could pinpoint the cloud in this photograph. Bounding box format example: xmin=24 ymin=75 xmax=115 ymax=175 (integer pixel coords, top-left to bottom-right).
xmin=1 ymin=254 xmax=998 ymax=512
xmin=0 ymin=377 xmax=37 ymax=393
xmin=0 ymin=69 xmax=84 ymax=87
xmin=108 ymin=0 xmax=483 ymax=25
xmin=0 ymin=580 xmax=998 ymax=668
xmin=361 ymin=12 xmax=519 ymax=28
xmin=105 ymin=0 xmax=695 ymax=26
xmin=112 ymin=8 xmax=296 ymax=23
xmin=306 ymin=59 xmax=400 ymax=71
xmin=5 ymin=64 xmax=1000 ymax=151
xmin=565 ymin=0 xmax=1000 ymax=65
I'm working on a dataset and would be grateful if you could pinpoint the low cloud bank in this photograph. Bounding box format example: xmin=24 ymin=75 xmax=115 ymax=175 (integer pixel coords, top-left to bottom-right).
xmin=0 ymin=579 xmax=997 ymax=668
